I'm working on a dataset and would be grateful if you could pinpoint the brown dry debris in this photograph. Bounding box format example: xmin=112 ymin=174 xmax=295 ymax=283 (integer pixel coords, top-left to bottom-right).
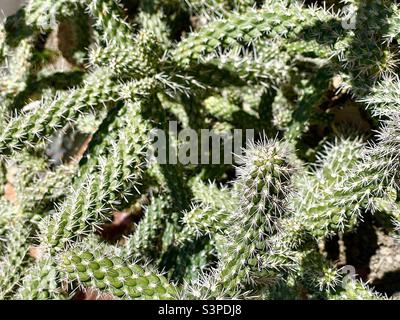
xmin=73 ymin=288 xmax=115 ymax=300
xmin=98 ymin=210 xmax=133 ymax=242
xmin=28 ymin=245 xmax=44 ymax=260
xmin=4 ymin=182 xmax=16 ymax=203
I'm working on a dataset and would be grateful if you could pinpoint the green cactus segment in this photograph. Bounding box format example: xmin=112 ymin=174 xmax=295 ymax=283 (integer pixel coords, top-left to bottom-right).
xmin=86 ymin=0 xmax=134 ymax=46
xmin=173 ymin=1 xmax=343 ymax=66
xmin=89 ymin=32 xmax=163 ymax=79
xmin=39 ymin=100 xmax=150 ymax=250
xmin=0 ymin=221 xmax=31 ymax=299
xmin=124 ymin=196 xmax=169 ymax=261
xmin=187 ymin=0 xmax=255 ymax=13
xmin=327 ymin=280 xmax=384 ymax=300
xmin=292 ymin=137 xmax=365 ymax=238
xmin=25 ymin=0 xmax=82 ymax=29
xmin=9 ymin=152 xmax=76 ymax=212
xmin=0 ymin=0 xmax=397 ymax=301
xmin=137 ymin=10 xmax=171 ymax=49
xmin=180 ymin=202 xmax=231 ymax=240
xmin=0 ymin=69 xmax=118 ymax=155
xmin=14 ymin=258 xmax=62 ymax=300
xmin=58 ymin=249 xmax=178 ymax=299
xmin=218 ymin=139 xmax=297 ymax=293
xmin=0 ymin=38 xmax=35 ymax=104
xmin=334 ymin=0 xmax=400 ymax=96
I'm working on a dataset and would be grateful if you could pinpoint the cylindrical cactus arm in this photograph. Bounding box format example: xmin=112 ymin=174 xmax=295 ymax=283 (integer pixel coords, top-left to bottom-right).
xmin=0 ymin=69 xmax=119 ymax=156
xmin=172 ymin=1 xmax=343 ymax=67
xmin=334 ymin=0 xmax=400 ymax=96
xmin=8 ymin=151 xmax=76 ymax=213
xmin=179 ymin=202 xmax=231 ymax=240
xmin=38 ymin=99 xmax=151 ymax=251
xmin=187 ymin=0 xmax=257 ymax=14
xmin=88 ymin=32 xmax=163 ymax=80
xmin=179 ymin=267 xmax=241 ymax=300
xmin=291 ymin=137 xmax=366 ymax=239
xmin=285 ymin=66 xmax=333 ymax=142
xmin=85 ymin=0 xmax=134 ymax=46
xmin=0 ymin=0 xmax=86 ymax=111
xmin=189 ymin=178 xmax=233 ymax=209
xmin=217 ymin=138 xmax=297 ymax=294
xmin=327 ymin=279 xmax=385 ymax=300
xmin=137 ymin=10 xmax=171 ymax=49
xmin=24 ymin=0 xmax=82 ymax=30
xmin=13 ymin=257 xmax=64 ymax=300
xmin=0 ymin=220 xmax=31 ymax=299
xmin=339 ymin=113 xmax=400 ymax=219
xmin=57 ymin=246 xmax=178 ymax=299
xmin=124 ymin=196 xmax=169 ymax=261
xmin=0 ymin=197 xmax=23 ymax=238
xmin=174 ymin=42 xmax=290 ymax=90
xmin=362 ymin=77 xmax=400 ymax=116
xmin=0 ymin=37 xmax=35 ymax=107
xmin=386 ymin=3 xmax=400 ymax=43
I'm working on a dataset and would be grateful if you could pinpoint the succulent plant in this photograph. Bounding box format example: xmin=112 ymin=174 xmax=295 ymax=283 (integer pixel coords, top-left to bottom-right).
xmin=1 ymin=0 xmax=399 ymax=300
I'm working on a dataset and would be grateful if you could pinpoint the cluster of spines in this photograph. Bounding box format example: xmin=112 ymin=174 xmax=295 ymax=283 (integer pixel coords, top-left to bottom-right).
xmin=24 ymin=0 xmax=82 ymax=30
xmin=14 ymin=257 xmax=63 ymax=300
xmin=291 ymin=137 xmax=365 ymax=238
xmin=86 ymin=0 xmax=134 ymax=46
xmin=0 ymin=38 xmax=35 ymax=104
xmin=38 ymin=100 xmax=150 ymax=251
xmin=173 ymin=1 xmax=343 ymax=66
xmin=0 ymin=69 xmax=118 ymax=155
xmin=5 ymin=152 xmax=76 ymax=212
xmin=0 ymin=221 xmax=31 ymax=299
xmin=217 ymin=138 xmax=297 ymax=294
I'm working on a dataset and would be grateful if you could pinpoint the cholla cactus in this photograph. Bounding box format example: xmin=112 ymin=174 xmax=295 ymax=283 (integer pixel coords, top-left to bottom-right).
xmin=216 ymin=138 xmax=298 ymax=294
xmin=58 ymin=245 xmax=178 ymax=299
xmin=124 ymin=195 xmax=170 ymax=261
xmin=0 ymin=221 xmax=31 ymax=299
xmin=327 ymin=279 xmax=385 ymax=300
xmin=292 ymin=137 xmax=365 ymax=238
xmin=24 ymin=0 xmax=81 ymax=29
xmin=0 ymin=0 xmax=398 ymax=301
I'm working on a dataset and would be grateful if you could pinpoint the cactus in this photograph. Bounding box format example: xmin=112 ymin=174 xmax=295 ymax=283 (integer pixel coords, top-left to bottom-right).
xmin=327 ymin=280 xmax=385 ymax=300
xmin=215 ymin=138 xmax=298 ymax=295
xmin=124 ymin=195 xmax=170 ymax=261
xmin=14 ymin=257 xmax=64 ymax=300
xmin=58 ymin=246 xmax=178 ymax=299
xmin=0 ymin=0 xmax=398 ymax=301
xmin=291 ymin=137 xmax=365 ymax=238
xmin=0 ymin=221 xmax=31 ymax=299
